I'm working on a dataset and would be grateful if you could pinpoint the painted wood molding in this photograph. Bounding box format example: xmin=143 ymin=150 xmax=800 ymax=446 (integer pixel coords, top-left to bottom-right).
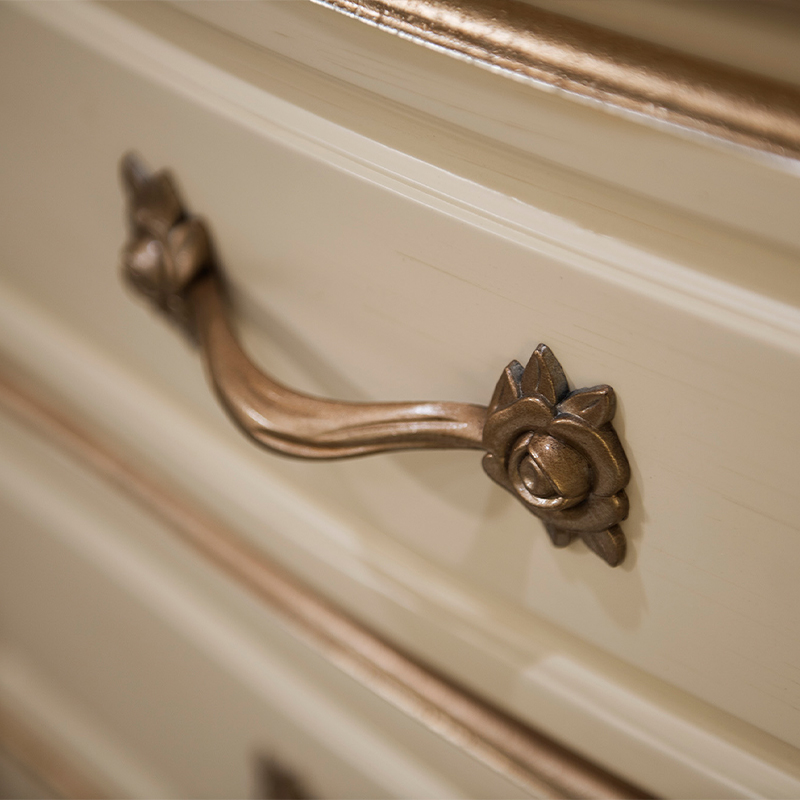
xmin=314 ymin=0 xmax=800 ymax=158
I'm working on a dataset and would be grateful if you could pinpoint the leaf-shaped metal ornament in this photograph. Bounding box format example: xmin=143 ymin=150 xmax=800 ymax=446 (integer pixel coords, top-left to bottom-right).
xmin=520 ymin=345 xmax=568 ymax=406
xmin=488 ymin=361 xmax=525 ymax=414
xmin=559 ymin=385 xmax=616 ymax=428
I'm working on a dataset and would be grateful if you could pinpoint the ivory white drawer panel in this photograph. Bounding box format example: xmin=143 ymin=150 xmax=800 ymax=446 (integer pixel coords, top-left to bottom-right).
xmin=2 ymin=2 xmax=800 ymax=797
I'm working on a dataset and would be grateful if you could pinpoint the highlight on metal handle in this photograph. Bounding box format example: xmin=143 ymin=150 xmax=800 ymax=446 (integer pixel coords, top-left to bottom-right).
xmin=120 ymin=154 xmax=631 ymax=566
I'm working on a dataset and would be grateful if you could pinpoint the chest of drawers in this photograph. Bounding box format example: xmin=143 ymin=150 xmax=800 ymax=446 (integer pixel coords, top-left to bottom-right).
xmin=2 ymin=2 xmax=800 ymax=797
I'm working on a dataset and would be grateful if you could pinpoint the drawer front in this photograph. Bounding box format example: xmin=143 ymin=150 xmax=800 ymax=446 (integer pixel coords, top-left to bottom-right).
xmin=0 ymin=406 xmax=531 ymax=799
xmin=2 ymin=2 xmax=800 ymax=797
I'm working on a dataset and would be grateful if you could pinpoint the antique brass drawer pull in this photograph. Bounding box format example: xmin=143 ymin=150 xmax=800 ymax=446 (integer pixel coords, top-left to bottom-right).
xmin=120 ymin=155 xmax=631 ymax=566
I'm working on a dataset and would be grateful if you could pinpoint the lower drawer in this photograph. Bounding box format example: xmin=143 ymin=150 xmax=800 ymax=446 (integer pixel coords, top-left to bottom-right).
xmin=0 ymin=405 xmax=536 ymax=799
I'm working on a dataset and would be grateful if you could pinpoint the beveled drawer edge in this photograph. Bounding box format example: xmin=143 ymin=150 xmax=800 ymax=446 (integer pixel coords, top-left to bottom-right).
xmin=0 ymin=370 xmax=646 ymax=800
xmin=313 ymin=0 xmax=800 ymax=159
xmin=21 ymin=1 xmax=800 ymax=322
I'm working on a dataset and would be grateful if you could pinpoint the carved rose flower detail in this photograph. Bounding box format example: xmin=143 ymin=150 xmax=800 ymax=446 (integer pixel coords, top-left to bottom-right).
xmin=120 ymin=154 xmax=212 ymax=334
xmin=482 ymin=345 xmax=630 ymax=566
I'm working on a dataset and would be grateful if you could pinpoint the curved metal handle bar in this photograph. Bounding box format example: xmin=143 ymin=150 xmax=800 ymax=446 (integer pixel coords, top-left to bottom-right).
xmin=190 ymin=274 xmax=487 ymax=459
xmin=120 ymin=154 xmax=631 ymax=566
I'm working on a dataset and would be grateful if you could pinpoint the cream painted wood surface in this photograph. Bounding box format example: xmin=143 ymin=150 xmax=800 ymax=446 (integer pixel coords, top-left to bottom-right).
xmin=0 ymin=410 xmax=522 ymax=799
xmin=171 ymin=0 xmax=800 ymax=254
xmin=0 ymin=649 xmax=169 ymax=800
xmin=2 ymin=2 xmax=800 ymax=797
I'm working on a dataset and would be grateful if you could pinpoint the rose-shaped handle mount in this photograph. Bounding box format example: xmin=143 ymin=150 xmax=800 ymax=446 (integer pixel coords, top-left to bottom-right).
xmin=482 ymin=347 xmax=629 ymax=566
xmin=121 ymin=154 xmax=631 ymax=566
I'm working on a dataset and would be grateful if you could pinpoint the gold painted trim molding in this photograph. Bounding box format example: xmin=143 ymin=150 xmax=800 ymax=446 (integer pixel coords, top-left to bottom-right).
xmin=312 ymin=0 xmax=800 ymax=158
xmin=0 ymin=368 xmax=648 ymax=800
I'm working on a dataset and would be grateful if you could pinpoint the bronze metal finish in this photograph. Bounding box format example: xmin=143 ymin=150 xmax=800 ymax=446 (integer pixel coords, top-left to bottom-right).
xmin=482 ymin=348 xmax=628 ymax=566
xmin=313 ymin=0 xmax=800 ymax=159
xmin=0 ymin=368 xmax=649 ymax=799
xmin=121 ymin=154 xmax=631 ymax=566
